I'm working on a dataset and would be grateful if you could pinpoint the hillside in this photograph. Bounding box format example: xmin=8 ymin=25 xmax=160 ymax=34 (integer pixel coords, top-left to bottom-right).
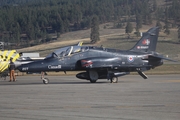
xmin=1 ymin=0 xmax=180 ymax=49
xmin=17 ymin=22 xmax=180 ymax=61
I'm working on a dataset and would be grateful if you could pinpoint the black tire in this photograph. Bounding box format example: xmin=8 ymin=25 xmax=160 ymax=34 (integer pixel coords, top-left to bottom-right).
xmin=88 ymin=70 xmax=98 ymax=83
xmin=43 ymin=78 xmax=49 ymax=84
xmin=111 ymin=77 xmax=118 ymax=83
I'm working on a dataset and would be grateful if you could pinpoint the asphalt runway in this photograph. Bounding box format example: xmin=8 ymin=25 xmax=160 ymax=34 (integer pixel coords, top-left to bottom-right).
xmin=0 ymin=74 xmax=180 ymax=120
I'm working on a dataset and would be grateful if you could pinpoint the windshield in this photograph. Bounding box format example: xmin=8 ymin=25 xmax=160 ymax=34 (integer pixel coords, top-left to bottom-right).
xmin=45 ymin=46 xmax=69 ymax=59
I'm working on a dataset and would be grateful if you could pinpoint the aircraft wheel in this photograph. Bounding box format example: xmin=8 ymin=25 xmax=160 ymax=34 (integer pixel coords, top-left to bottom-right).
xmin=43 ymin=78 xmax=49 ymax=84
xmin=88 ymin=70 xmax=98 ymax=83
xmin=111 ymin=77 xmax=118 ymax=83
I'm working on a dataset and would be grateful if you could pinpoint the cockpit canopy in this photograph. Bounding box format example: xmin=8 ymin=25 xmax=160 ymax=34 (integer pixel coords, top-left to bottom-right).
xmin=45 ymin=46 xmax=89 ymax=59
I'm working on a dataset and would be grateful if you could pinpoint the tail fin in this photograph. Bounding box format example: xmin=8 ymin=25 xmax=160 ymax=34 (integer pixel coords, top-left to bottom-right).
xmin=130 ymin=27 xmax=159 ymax=53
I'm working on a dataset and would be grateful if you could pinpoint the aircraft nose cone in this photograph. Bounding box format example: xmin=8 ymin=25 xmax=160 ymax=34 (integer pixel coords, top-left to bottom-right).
xmin=17 ymin=61 xmax=44 ymax=72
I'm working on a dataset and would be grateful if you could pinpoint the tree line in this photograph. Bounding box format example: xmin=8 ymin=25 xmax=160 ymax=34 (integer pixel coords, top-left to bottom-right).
xmin=0 ymin=0 xmax=180 ymax=48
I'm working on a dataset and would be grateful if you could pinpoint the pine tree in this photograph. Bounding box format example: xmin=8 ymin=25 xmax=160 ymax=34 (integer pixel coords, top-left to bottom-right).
xmin=164 ymin=19 xmax=170 ymax=35
xmin=156 ymin=20 xmax=162 ymax=30
xmin=125 ymin=21 xmax=133 ymax=38
xmin=178 ymin=27 xmax=180 ymax=42
xmin=136 ymin=13 xmax=142 ymax=29
xmin=90 ymin=15 xmax=100 ymax=43
xmin=135 ymin=27 xmax=140 ymax=38
xmin=153 ymin=0 xmax=157 ymax=12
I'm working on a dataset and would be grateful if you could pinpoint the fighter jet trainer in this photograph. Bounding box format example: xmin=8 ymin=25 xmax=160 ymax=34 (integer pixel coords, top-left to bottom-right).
xmin=17 ymin=27 xmax=175 ymax=84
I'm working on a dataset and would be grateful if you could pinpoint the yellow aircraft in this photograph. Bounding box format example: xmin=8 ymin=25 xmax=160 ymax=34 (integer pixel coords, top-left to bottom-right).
xmin=0 ymin=50 xmax=20 ymax=73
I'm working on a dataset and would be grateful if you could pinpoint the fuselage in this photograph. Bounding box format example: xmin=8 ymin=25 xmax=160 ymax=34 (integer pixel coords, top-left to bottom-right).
xmin=17 ymin=46 xmax=163 ymax=73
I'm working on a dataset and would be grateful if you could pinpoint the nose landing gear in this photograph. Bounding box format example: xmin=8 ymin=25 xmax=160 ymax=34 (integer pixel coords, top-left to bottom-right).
xmin=41 ymin=71 xmax=49 ymax=84
xmin=42 ymin=78 xmax=49 ymax=84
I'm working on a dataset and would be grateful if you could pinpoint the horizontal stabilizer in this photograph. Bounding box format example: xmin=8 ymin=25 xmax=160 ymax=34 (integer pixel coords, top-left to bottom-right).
xmin=149 ymin=55 xmax=177 ymax=62
xmin=160 ymin=57 xmax=177 ymax=62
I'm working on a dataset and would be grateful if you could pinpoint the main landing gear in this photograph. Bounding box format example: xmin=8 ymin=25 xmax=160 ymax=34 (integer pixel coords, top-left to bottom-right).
xmin=88 ymin=70 xmax=119 ymax=83
xmin=88 ymin=70 xmax=98 ymax=83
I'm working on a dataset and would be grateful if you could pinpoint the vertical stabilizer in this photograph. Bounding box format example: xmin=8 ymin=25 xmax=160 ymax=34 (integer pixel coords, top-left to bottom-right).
xmin=130 ymin=27 xmax=159 ymax=53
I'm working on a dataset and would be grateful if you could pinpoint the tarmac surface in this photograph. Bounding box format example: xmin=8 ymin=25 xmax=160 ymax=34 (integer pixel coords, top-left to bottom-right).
xmin=0 ymin=74 xmax=180 ymax=120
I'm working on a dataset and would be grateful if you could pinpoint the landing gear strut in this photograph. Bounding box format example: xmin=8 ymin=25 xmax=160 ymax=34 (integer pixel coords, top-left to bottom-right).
xmin=41 ymin=71 xmax=49 ymax=84
xmin=107 ymin=71 xmax=119 ymax=83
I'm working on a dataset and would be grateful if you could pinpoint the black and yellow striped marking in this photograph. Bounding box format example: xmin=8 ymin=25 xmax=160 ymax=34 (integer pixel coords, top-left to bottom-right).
xmin=0 ymin=50 xmax=20 ymax=72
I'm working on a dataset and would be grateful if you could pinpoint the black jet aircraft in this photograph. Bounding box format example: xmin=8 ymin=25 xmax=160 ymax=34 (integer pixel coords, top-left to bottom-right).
xmin=17 ymin=27 xmax=175 ymax=84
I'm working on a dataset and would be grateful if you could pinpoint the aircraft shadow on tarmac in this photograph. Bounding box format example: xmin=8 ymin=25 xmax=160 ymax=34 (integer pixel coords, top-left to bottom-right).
xmin=0 ymin=80 xmax=113 ymax=85
xmin=0 ymin=78 xmax=136 ymax=85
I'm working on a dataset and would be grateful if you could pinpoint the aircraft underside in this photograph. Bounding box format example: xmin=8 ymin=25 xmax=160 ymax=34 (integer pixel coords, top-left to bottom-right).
xmin=75 ymin=67 xmax=149 ymax=83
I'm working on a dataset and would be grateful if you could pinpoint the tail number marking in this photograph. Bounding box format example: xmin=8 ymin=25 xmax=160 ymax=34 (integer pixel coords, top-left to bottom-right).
xmin=22 ymin=67 xmax=28 ymax=71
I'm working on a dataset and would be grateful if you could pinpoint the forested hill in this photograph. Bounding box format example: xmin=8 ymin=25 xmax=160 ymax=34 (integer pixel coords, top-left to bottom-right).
xmin=0 ymin=0 xmax=180 ymax=49
xmin=0 ymin=0 xmax=38 ymax=6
